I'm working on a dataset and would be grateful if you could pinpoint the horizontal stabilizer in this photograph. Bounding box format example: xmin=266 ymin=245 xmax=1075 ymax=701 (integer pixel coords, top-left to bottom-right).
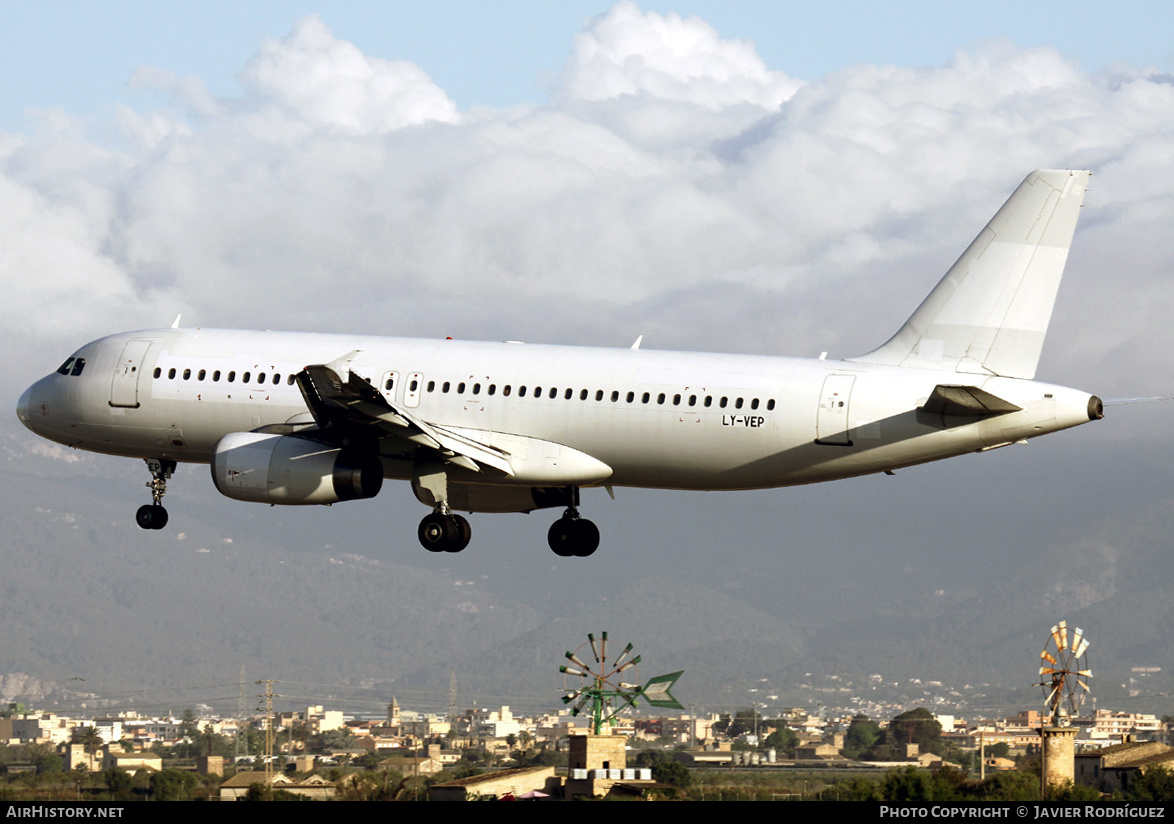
xmin=921 ymin=384 xmax=1022 ymax=417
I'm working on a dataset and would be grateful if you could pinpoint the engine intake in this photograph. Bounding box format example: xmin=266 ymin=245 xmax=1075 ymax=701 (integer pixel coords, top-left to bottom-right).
xmin=211 ymin=432 xmax=383 ymax=505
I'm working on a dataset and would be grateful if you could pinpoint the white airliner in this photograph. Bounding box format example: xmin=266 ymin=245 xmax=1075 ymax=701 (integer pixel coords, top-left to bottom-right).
xmin=17 ymin=169 xmax=1103 ymax=556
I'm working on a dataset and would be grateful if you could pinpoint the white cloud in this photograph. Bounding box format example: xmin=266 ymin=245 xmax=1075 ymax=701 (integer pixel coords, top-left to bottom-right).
xmin=560 ymin=1 xmax=801 ymax=109
xmin=239 ymin=15 xmax=457 ymax=134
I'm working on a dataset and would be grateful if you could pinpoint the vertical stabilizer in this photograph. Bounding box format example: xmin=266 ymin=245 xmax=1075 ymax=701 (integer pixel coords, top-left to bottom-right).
xmin=849 ymin=169 xmax=1090 ymax=379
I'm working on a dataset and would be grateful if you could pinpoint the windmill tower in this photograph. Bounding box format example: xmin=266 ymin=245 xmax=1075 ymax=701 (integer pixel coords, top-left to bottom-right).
xmin=1036 ymin=620 xmax=1091 ymax=793
xmin=559 ymin=632 xmax=683 ymax=798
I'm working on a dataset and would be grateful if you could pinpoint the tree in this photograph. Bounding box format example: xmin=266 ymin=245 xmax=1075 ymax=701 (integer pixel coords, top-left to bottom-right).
xmin=843 ymin=714 xmax=880 ymax=758
xmin=763 ymin=727 xmax=797 ymax=756
xmin=888 ymin=708 xmax=942 ymax=753
xmin=73 ymin=726 xmax=105 ymax=762
xmin=1123 ymin=766 xmax=1174 ymax=802
xmin=651 ymin=760 xmax=692 ymax=789
xmin=149 ymin=768 xmax=199 ymax=801
xmin=715 ymin=708 xmax=761 ymax=739
xmin=103 ymin=767 xmax=133 ymax=799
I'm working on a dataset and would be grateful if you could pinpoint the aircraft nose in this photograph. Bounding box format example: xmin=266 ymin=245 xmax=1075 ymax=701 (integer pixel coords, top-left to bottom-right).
xmin=16 ymin=385 xmax=33 ymax=431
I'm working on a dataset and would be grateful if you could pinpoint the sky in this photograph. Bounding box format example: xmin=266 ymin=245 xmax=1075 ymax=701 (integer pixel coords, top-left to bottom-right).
xmin=3 ymin=1 xmax=1174 ymax=706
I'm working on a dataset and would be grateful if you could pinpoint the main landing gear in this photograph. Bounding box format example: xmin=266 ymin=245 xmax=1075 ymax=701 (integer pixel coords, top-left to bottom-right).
xmin=418 ymin=510 xmax=472 ymax=553
xmin=547 ymin=508 xmax=600 ymax=557
xmin=135 ymin=458 xmax=176 ymax=530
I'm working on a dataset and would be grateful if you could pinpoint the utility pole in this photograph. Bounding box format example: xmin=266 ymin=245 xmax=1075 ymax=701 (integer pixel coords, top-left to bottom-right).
xmin=256 ymin=680 xmax=280 ymax=789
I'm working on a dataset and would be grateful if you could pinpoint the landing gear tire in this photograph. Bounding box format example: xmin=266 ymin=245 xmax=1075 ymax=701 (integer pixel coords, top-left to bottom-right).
xmin=136 ymin=504 xmax=168 ymax=530
xmin=418 ymin=513 xmax=471 ymax=553
xmin=548 ymin=516 xmax=599 ymax=557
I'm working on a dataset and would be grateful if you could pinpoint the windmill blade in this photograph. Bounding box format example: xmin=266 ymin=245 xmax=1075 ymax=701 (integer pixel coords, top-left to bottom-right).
xmin=617 ymin=655 xmax=642 ymax=674
xmin=565 ymin=651 xmax=589 ymax=670
xmin=1052 ymin=621 xmax=1069 ymax=651
xmin=561 ymin=688 xmax=582 ymax=705
xmin=614 ymin=642 xmax=635 ymax=668
xmin=599 ymin=632 xmax=608 ymax=665
xmin=1041 ymin=650 xmax=1057 ymax=666
xmin=560 ymin=665 xmax=587 ymax=678
xmin=588 ymin=633 xmax=602 ymax=664
xmin=1073 ymin=637 xmax=1090 ymax=658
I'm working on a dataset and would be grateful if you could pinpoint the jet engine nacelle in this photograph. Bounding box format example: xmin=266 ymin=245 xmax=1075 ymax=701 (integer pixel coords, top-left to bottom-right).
xmin=211 ymin=432 xmax=383 ymax=505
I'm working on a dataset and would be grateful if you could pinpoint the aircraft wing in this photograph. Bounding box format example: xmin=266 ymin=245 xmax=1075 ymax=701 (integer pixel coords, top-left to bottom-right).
xmin=295 ymin=362 xmax=515 ymax=477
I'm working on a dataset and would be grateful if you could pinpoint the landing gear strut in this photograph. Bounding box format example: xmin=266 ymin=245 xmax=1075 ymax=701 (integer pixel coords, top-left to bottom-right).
xmin=548 ymin=507 xmax=600 ymax=557
xmin=418 ymin=510 xmax=471 ymax=553
xmin=136 ymin=458 xmax=176 ymax=530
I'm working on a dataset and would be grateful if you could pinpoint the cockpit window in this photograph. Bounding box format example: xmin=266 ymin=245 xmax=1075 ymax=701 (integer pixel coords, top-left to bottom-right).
xmin=56 ymin=357 xmax=85 ymax=376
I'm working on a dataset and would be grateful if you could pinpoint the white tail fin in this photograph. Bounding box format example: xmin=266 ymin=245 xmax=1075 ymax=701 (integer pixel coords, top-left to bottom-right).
xmin=850 ymin=169 xmax=1090 ymax=379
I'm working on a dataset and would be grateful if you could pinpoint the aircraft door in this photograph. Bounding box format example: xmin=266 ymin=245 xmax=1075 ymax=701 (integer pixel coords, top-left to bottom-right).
xmin=404 ymin=372 xmax=423 ymax=408
xmin=815 ymin=374 xmax=855 ymax=446
xmin=380 ymin=371 xmax=400 ymax=403
xmin=109 ymin=339 xmax=152 ymax=409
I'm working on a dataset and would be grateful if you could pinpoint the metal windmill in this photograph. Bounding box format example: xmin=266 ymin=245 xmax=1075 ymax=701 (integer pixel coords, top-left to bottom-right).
xmin=1037 ymin=620 xmax=1092 ymax=727
xmin=560 ymin=632 xmax=683 ymax=735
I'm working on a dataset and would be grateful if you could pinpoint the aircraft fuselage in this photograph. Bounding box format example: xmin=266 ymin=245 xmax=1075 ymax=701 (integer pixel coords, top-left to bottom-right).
xmin=19 ymin=326 xmax=1098 ymax=492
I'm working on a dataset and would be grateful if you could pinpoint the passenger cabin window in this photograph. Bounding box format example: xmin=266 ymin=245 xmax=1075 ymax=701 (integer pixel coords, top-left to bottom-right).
xmin=168 ymin=368 xmax=176 ymax=379
xmin=227 ymin=371 xmax=236 ymax=382
xmin=198 ymin=369 xmax=206 ymax=381
xmin=153 ymin=367 xmax=161 ymax=379
xmin=183 ymin=369 xmax=191 ymax=380
xmin=767 ymin=399 xmax=776 ymax=410
xmin=214 ymin=371 xmax=222 ymax=382
xmin=242 ymin=372 xmax=251 ymax=384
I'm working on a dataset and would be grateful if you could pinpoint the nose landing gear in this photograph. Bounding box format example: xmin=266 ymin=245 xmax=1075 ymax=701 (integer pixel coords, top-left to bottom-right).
xmin=136 ymin=458 xmax=176 ymax=530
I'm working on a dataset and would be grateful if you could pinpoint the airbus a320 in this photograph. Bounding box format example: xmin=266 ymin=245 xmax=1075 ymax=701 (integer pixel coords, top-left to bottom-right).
xmin=17 ymin=170 xmax=1104 ymax=556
